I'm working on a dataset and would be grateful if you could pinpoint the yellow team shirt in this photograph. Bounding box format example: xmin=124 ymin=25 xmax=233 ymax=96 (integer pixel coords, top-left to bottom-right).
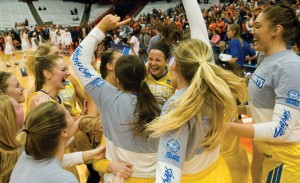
xmin=59 ymin=79 xmax=81 ymax=116
xmin=145 ymin=69 xmax=174 ymax=105
xmin=26 ymin=91 xmax=61 ymax=115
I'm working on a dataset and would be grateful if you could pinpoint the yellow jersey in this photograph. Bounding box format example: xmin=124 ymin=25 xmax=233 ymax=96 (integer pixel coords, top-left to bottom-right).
xmin=145 ymin=69 xmax=175 ymax=105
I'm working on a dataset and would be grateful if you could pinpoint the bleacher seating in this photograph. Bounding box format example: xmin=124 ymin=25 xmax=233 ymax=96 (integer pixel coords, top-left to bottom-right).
xmin=136 ymin=0 xmax=181 ymax=18
xmin=32 ymin=0 xmax=85 ymax=26
xmin=0 ymin=0 xmax=36 ymax=30
xmin=135 ymin=0 xmax=220 ymax=18
xmin=89 ymin=4 xmax=112 ymax=24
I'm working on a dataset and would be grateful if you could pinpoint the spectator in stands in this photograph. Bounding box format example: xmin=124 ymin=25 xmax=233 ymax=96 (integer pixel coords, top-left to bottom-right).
xmin=225 ymin=23 xmax=256 ymax=76
xmin=113 ymin=34 xmax=120 ymax=44
xmin=129 ymin=29 xmax=140 ymax=56
xmin=139 ymin=27 xmax=150 ymax=52
xmin=210 ymin=29 xmax=221 ymax=61
xmin=120 ymin=21 xmax=131 ymax=45
xmin=24 ymin=18 xmax=29 ymax=27
xmin=147 ymin=22 xmax=163 ymax=54
xmin=14 ymin=22 xmax=18 ymax=30
xmin=70 ymin=10 xmax=75 ymax=15
xmin=43 ymin=6 xmax=46 ymax=11
xmin=74 ymin=7 xmax=78 ymax=15
xmin=0 ymin=32 xmax=4 ymax=52
xmin=71 ymin=27 xmax=79 ymax=50
xmin=31 ymin=32 xmax=39 ymax=50
xmin=79 ymin=24 xmax=89 ymax=41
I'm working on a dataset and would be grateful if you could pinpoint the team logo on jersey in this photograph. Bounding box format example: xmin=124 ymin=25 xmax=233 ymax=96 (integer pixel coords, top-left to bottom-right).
xmin=251 ymin=73 xmax=265 ymax=89
xmin=286 ymin=90 xmax=300 ymax=106
xmin=167 ymin=138 xmax=180 ymax=153
xmin=165 ymin=138 xmax=180 ymax=162
xmin=166 ymin=79 xmax=171 ymax=84
xmin=273 ymin=109 xmax=291 ymax=138
xmin=90 ymin=78 xmax=105 ymax=88
xmin=72 ymin=45 xmax=94 ymax=78
xmin=161 ymin=166 xmax=174 ymax=183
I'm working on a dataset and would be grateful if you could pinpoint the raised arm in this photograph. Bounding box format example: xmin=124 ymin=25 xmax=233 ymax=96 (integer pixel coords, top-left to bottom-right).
xmin=182 ymin=0 xmax=210 ymax=47
xmin=70 ymin=15 xmax=131 ymax=88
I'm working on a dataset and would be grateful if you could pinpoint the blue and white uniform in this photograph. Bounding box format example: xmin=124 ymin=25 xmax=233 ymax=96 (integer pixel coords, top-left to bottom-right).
xmin=155 ymin=88 xmax=220 ymax=183
xmin=155 ymin=1 xmax=230 ymax=182
xmin=70 ymin=27 xmax=158 ymax=179
xmin=249 ymin=50 xmax=300 ymax=142
xmin=248 ymin=50 xmax=300 ymax=182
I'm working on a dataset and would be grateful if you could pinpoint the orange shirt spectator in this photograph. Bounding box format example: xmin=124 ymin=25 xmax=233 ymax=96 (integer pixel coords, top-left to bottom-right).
xmin=133 ymin=21 xmax=139 ymax=30
xmin=209 ymin=21 xmax=217 ymax=31
xmin=175 ymin=20 xmax=183 ymax=30
xmin=216 ymin=18 xmax=225 ymax=33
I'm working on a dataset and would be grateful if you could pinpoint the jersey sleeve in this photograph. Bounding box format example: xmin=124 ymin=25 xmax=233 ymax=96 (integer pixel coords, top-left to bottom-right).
xmin=70 ymin=27 xmax=117 ymax=107
xmin=70 ymin=27 xmax=105 ymax=88
xmin=182 ymin=0 xmax=210 ymax=47
xmin=61 ymin=152 xmax=83 ymax=168
xmin=253 ymin=63 xmax=300 ymax=141
xmin=155 ymin=125 xmax=189 ymax=183
xmin=183 ymin=0 xmax=215 ymax=64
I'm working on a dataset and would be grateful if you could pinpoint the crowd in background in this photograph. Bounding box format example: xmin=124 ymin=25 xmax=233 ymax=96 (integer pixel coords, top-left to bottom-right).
xmin=1 ymin=0 xmax=300 ymax=59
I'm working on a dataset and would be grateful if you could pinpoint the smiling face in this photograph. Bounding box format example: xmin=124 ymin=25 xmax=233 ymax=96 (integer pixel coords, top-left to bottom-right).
xmin=148 ymin=49 xmax=167 ymax=78
xmin=251 ymin=13 xmax=273 ymax=53
xmin=5 ymin=75 xmax=25 ymax=103
xmin=47 ymin=58 xmax=71 ymax=90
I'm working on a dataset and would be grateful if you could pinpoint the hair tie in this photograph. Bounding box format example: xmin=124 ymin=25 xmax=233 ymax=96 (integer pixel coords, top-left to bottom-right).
xmin=23 ymin=129 xmax=30 ymax=134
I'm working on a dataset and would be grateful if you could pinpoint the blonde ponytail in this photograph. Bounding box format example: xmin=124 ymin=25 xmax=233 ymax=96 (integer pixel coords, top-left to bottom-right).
xmin=147 ymin=39 xmax=247 ymax=149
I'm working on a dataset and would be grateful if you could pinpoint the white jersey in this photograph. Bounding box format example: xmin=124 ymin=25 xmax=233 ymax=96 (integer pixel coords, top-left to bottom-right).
xmin=60 ymin=29 xmax=66 ymax=45
xmin=56 ymin=35 xmax=62 ymax=46
xmin=50 ymin=30 xmax=57 ymax=44
xmin=64 ymin=32 xmax=72 ymax=45
xmin=38 ymin=34 xmax=43 ymax=46
xmin=31 ymin=37 xmax=38 ymax=49
xmin=129 ymin=35 xmax=140 ymax=56
xmin=21 ymin=33 xmax=31 ymax=51
xmin=4 ymin=36 xmax=13 ymax=54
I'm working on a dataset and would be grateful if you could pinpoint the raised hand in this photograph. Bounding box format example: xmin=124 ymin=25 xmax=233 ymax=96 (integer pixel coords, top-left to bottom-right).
xmin=96 ymin=14 xmax=131 ymax=33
